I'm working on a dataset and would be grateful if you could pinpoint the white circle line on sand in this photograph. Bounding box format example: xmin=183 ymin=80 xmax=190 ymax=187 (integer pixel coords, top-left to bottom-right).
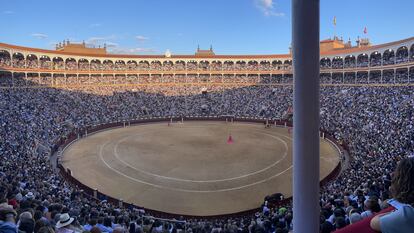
xmin=99 ymin=141 xmax=293 ymax=193
xmin=111 ymin=128 xmax=289 ymax=183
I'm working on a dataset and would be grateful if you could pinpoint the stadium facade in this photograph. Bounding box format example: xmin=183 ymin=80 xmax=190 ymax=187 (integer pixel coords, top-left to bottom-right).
xmin=0 ymin=37 xmax=413 ymax=86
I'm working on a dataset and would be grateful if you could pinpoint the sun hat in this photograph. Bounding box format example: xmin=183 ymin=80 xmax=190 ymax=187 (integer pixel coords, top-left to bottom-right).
xmin=56 ymin=213 xmax=75 ymax=228
xmin=25 ymin=192 xmax=35 ymax=200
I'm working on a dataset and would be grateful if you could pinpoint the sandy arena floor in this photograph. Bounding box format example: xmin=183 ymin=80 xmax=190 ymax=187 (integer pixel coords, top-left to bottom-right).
xmin=61 ymin=121 xmax=340 ymax=216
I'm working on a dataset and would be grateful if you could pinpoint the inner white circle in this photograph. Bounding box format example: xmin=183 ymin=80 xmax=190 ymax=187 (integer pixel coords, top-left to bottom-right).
xmin=111 ymin=128 xmax=290 ymax=183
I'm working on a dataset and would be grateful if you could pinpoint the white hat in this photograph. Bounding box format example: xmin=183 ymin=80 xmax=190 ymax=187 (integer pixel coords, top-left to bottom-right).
xmin=56 ymin=213 xmax=74 ymax=228
xmin=25 ymin=192 xmax=35 ymax=199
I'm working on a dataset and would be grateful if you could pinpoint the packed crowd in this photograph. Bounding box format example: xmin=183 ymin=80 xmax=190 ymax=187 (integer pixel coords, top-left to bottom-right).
xmin=0 ymin=76 xmax=414 ymax=233
xmin=1 ymin=68 xmax=414 ymax=88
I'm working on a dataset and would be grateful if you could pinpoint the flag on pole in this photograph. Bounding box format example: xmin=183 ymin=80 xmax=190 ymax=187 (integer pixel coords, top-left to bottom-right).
xmin=333 ymin=16 xmax=337 ymax=26
xmin=363 ymin=27 xmax=368 ymax=34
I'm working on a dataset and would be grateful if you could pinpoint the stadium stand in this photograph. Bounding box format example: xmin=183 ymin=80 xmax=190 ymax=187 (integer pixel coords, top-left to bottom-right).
xmin=0 ymin=37 xmax=414 ymax=233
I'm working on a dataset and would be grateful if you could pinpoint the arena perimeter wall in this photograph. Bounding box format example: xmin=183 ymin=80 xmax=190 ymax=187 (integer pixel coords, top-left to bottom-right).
xmin=53 ymin=116 xmax=347 ymax=219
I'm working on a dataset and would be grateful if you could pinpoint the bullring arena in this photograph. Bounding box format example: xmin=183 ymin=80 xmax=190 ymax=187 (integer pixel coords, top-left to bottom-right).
xmin=1 ymin=33 xmax=414 ymax=232
xmin=61 ymin=120 xmax=340 ymax=216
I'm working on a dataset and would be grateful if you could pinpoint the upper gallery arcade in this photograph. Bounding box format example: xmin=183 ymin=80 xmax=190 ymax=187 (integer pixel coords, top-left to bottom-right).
xmin=0 ymin=36 xmax=413 ymax=75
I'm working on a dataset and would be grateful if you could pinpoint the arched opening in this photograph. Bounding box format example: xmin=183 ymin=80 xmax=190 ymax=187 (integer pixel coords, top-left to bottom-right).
xmin=332 ymin=57 xmax=343 ymax=69
xmin=163 ymin=61 xmax=174 ymax=71
xmin=0 ymin=50 xmax=11 ymax=66
xmin=369 ymin=51 xmax=381 ymax=67
xmin=235 ymin=61 xmax=246 ymax=70
xmin=260 ymin=61 xmax=270 ymax=70
xmin=223 ymin=61 xmax=234 ymax=71
xmin=78 ymin=59 xmax=89 ymax=71
xmin=272 ymin=60 xmax=282 ymax=70
xmin=115 ymin=60 xmax=126 ymax=70
xmin=187 ymin=61 xmax=197 ymax=71
xmin=175 ymin=61 xmax=185 ymax=71
xmin=65 ymin=58 xmax=77 ymax=70
xmin=410 ymin=44 xmax=414 ymax=62
xmin=91 ymin=59 xmax=102 ymax=70
xmin=103 ymin=60 xmax=114 ymax=70
xmin=26 ymin=54 xmax=39 ymax=68
xmin=198 ymin=61 xmax=209 ymax=71
xmin=12 ymin=52 xmax=25 ymax=68
xmin=150 ymin=61 xmax=162 ymax=70
xmin=382 ymin=49 xmax=395 ymax=65
xmin=39 ymin=55 xmax=51 ymax=69
xmin=283 ymin=60 xmax=292 ymax=70
xmin=320 ymin=57 xmax=331 ymax=69
xmin=211 ymin=61 xmax=222 ymax=71
xmin=357 ymin=53 xmax=368 ymax=67
xmin=396 ymin=46 xmax=409 ymax=64
xmin=127 ymin=60 xmax=137 ymax=70
xmin=139 ymin=61 xmax=150 ymax=70
xmin=344 ymin=55 xmax=356 ymax=68
xmin=52 ymin=57 xmax=64 ymax=70
xmin=248 ymin=61 xmax=258 ymax=70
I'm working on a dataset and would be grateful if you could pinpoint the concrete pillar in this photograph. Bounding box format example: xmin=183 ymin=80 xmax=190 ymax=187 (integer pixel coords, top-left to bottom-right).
xmin=394 ymin=69 xmax=396 ymax=83
xmin=368 ymin=71 xmax=370 ymax=84
xmin=292 ymin=1 xmax=320 ymax=233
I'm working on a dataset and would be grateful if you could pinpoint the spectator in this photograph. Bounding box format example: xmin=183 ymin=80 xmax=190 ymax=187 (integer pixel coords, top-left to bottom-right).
xmin=370 ymin=157 xmax=414 ymax=233
xmin=55 ymin=213 xmax=81 ymax=233
xmin=0 ymin=207 xmax=18 ymax=233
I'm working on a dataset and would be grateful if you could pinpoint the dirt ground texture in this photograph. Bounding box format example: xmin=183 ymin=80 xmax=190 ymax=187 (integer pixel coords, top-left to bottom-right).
xmin=61 ymin=121 xmax=339 ymax=216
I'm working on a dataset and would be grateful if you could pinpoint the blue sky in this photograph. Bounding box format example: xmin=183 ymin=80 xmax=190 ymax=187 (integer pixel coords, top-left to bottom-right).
xmin=0 ymin=0 xmax=412 ymax=55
